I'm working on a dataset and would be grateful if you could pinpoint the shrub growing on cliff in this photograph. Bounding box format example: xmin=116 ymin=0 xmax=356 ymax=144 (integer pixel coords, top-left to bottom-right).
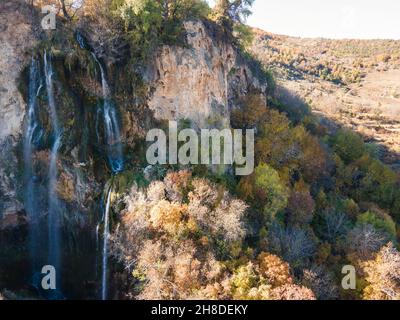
xmin=212 ymin=0 xmax=254 ymax=31
xmin=110 ymin=0 xmax=210 ymax=62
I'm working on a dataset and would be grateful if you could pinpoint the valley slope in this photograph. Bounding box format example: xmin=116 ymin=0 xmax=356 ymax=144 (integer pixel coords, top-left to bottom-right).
xmin=251 ymin=30 xmax=400 ymax=169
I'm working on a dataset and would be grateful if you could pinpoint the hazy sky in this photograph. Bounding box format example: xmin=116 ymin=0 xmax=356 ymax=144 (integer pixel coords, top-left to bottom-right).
xmin=207 ymin=0 xmax=400 ymax=39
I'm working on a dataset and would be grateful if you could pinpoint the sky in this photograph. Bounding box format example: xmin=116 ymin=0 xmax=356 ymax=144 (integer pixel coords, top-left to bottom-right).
xmin=207 ymin=0 xmax=400 ymax=40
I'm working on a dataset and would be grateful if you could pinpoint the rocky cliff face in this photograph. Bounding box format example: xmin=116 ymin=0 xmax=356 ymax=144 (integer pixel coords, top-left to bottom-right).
xmin=0 ymin=2 xmax=38 ymax=141
xmin=0 ymin=1 xmax=38 ymax=229
xmin=146 ymin=20 xmax=267 ymax=128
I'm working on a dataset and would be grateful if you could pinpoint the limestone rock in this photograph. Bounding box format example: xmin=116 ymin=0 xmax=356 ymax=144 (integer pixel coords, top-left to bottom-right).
xmin=0 ymin=1 xmax=38 ymax=228
xmin=145 ymin=20 xmax=267 ymax=128
xmin=0 ymin=1 xmax=38 ymax=141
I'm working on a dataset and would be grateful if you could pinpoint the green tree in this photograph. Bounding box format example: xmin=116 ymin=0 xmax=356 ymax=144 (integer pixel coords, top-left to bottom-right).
xmin=331 ymin=129 xmax=366 ymax=163
xmin=254 ymin=163 xmax=288 ymax=221
xmin=111 ymin=0 xmax=209 ymax=62
xmin=212 ymin=0 xmax=255 ymax=31
xmin=357 ymin=211 xmax=396 ymax=240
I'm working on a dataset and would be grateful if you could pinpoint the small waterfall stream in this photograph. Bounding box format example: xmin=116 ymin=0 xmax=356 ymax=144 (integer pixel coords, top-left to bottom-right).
xmin=90 ymin=50 xmax=124 ymax=299
xmin=91 ymin=53 xmax=124 ymax=174
xmin=101 ymin=187 xmax=112 ymax=300
xmin=23 ymin=58 xmax=42 ymax=284
xmin=44 ymin=52 xmax=59 ymax=133
xmin=44 ymin=51 xmax=63 ymax=298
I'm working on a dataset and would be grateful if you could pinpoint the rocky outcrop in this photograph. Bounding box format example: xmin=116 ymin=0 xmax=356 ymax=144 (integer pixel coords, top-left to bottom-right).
xmin=0 ymin=137 xmax=25 ymax=230
xmin=145 ymin=20 xmax=267 ymax=128
xmin=0 ymin=1 xmax=38 ymax=140
xmin=0 ymin=1 xmax=39 ymax=226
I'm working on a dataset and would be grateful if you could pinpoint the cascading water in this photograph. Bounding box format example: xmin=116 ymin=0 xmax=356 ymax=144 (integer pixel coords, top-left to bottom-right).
xmin=44 ymin=52 xmax=59 ymax=133
xmin=75 ymin=33 xmax=124 ymax=299
xmin=91 ymin=53 xmax=124 ymax=299
xmin=23 ymin=58 xmax=43 ymax=285
xmin=75 ymin=32 xmax=87 ymax=50
xmin=101 ymin=187 xmax=112 ymax=300
xmin=44 ymin=51 xmax=63 ymax=298
xmin=91 ymin=53 xmax=124 ymax=174
xmin=94 ymin=222 xmax=100 ymax=279
xmin=47 ymin=134 xmax=62 ymax=273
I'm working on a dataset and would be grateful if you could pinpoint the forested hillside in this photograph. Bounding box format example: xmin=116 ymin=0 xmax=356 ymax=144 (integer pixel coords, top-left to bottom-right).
xmin=250 ymin=29 xmax=400 ymax=169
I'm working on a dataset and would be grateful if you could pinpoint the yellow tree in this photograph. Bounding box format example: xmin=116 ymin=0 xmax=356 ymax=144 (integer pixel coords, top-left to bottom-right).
xmin=362 ymin=243 xmax=400 ymax=300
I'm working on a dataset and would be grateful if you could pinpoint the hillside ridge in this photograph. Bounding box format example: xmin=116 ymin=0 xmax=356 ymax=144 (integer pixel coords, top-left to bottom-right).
xmin=251 ymin=28 xmax=400 ymax=168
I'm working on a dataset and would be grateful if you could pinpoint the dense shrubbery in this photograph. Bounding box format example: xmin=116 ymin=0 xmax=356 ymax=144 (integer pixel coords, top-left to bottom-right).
xmin=110 ymin=171 xmax=316 ymax=299
xmin=109 ymin=0 xmax=210 ymax=62
xmin=231 ymin=93 xmax=399 ymax=299
xmin=62 ymin=0 xmax=256 ymax=64
xmin=110 ymin=90 xmax=399 ymax=300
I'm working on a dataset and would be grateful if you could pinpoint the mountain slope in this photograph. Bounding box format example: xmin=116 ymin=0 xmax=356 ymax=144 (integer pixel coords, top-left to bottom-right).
xmin=250 ymin=29 xmax=400 ymax=168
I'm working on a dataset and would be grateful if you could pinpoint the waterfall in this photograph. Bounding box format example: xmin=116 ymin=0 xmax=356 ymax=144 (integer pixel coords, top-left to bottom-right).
xmin=47 ymin=134 xmax=62 ymax=273
xmin=75 ymin=31 xmax=87 ymax=50
xmin=23 ymin=58 xmax=42 ymax=283
xmin=92 ymin=53 xmax=124 ymax=173
xmin=101 ymin=187 xmax=112 ymax=300
xmin=95 ymin=224 xmax=100 ymax=251
xmin=44 ymin=51 xmax=63 ymax=298
xmin=91 ymin=53 xmax=124 ymax=298
xmin=94 ymin=222 xmax=100 ymax=279
xmin=95 ymin=107 xmax=102 ymax=143
xmin=74 ymin=38 xmax=124 ymax=298
xmin=44 ymin=52 xmax=59 ymax=133
xmin=91 ymin=54 xmax=124 ymax=298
